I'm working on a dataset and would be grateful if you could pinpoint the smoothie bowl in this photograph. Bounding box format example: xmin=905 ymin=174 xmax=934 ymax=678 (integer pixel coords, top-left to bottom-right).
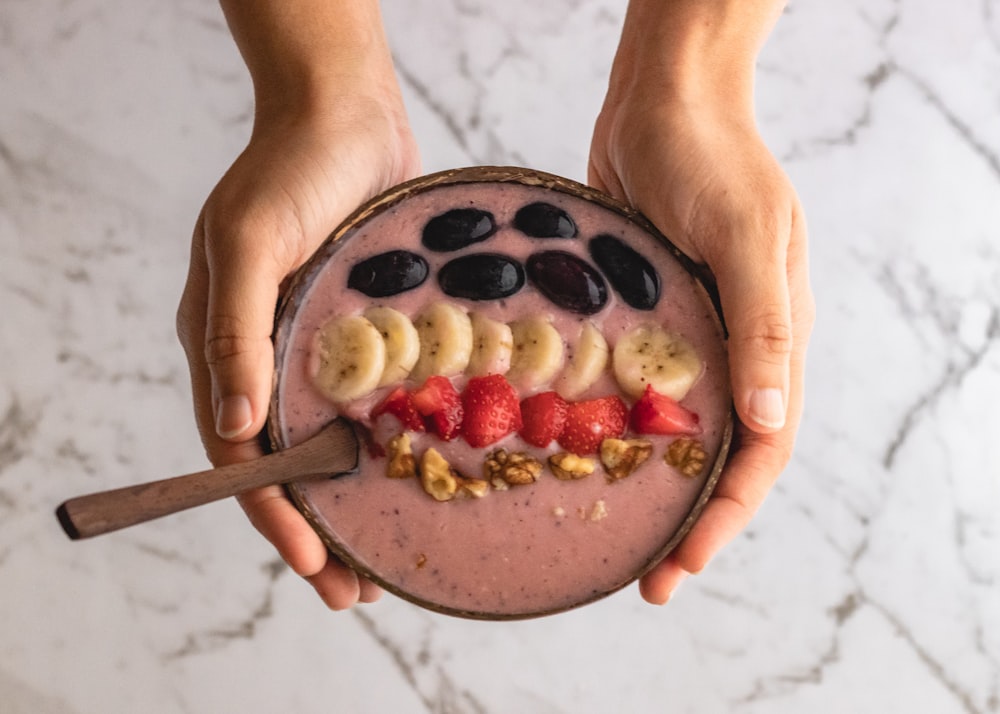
xmin=268 ymin=166 xmax=732 ymax=620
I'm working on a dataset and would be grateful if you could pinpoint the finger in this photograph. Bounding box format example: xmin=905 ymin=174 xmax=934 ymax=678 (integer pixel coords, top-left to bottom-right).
xmin=237 ymin=486 xmax=330 ymax=577
xmin=306 ymin=558 xmax=362 ymax=611
xmin=708 ymin=224 xmax=794 ymax=435
xmin=638 ymin=554 xmax=688 ymax=605
xmin=203 ymin=220 xmax=286 ymax=444
xmin=358 ymin=578 xmax=384 ymax=604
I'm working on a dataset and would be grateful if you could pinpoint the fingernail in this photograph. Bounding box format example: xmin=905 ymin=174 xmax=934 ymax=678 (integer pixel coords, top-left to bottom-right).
xmin=748 ymin=388 xmax=785 ymax=429
xmin=216 ymin=394 xmax=253 ymax=440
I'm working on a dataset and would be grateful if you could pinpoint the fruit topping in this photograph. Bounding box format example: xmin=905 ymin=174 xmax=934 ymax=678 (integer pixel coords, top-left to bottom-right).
xmin=557 ymin=395 xmax=628 ymax=455
xmin=599 ymin=438 xmax=653 ymax=482
xmin=548 ymin=452 xmax=595 ymax=481
xmin=460 ymin=374 xmax=523 ymax=448
xmin=385 ymin=433 xmax=417 ymax=479
xmin=629 ymin=384 xmax=702 ymax=436
xmin=664 ymin=437 xmax=708 ymax=477
xmin=347 ymin=250 xmax=428 ymax=297
xmin=506 ymin=316 xmax=565 ymax=391
xmin=410 ymin=302 xmax=474 ymax=381
xmin=513 ymin=202 xmax=577 ymax=238
xmin=422 ymin=207 xmax=497 ymax=252
xmin=438 ymin=252 xmax=525 ymax=300
xmin=588 ymin=234 xmax=660 ymax=310
xmin=372 ymin=387 xmax=426 ymax=432
xmin=518 ymin=391 xmax=568 ymax=447
xmin=411 ymin=375 xmax=464 ymax=441
xmin=363 ymin=306 xmax=420 ymax=387
xmin=312 ymin=314 xmax=386 ymax=403
xmin=467 ymin=312 xmax=513 ymax=377
xmin=612 ymin=324 xmax=703 ymax=400
xmin=553 ymin=321 xmax=608 ymax=399
xmin=484 ymin=448 xmax=543 ymax=488
xmin=526 ymin=250 xmax=608 ymax=315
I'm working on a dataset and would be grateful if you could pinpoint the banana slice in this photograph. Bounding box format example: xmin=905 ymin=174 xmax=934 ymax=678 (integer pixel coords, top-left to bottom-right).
xmin=612 ymin=324 xmax=703 ymax=400
xmin=506 ymin=316 xmax=565 ymax=391
xmin=312 ymin=314 xmax=386 ymax=403
xmin=467 ymin=312 xmax=513 ymax=377
xmin=555 ymin=321 xmax=609 ymax=398
xmin=364 ymin=306 xmax=420 ymax=387
xmin=410 ymin=302 xmax=474 ymax=381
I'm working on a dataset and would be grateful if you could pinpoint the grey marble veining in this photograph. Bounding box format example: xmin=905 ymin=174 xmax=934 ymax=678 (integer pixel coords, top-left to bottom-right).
xmin=1 ymin=1 xmax=998 ymax=712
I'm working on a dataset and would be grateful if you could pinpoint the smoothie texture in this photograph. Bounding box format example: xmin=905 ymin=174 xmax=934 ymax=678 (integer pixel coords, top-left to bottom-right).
xmin=269 ymin=167 xmax=732 ymax=619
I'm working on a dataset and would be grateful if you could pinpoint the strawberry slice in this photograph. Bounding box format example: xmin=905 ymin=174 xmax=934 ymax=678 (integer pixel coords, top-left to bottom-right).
xmin=461 ymin=374 xmax=523 ymax=448
xmin=372 ymin=387 xmax=425 ymax=432
xmin=411 ymin=375 xmax=464 ymax=441
xmin=519 ymin=391 xmax=568 ymax=447
xmin=557 ymin=395 xmax=628 ymax=455
xmin=630 ymin=384 xmax=702 ymax=436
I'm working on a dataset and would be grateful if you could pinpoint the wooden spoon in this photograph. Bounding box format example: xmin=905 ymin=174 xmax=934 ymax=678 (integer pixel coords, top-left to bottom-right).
xmin=56 ymin=418 xmax=358 ymax=540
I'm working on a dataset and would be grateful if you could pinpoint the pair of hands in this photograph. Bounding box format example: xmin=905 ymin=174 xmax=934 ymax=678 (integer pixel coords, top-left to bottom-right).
xmin=176 ymin=27 xmax=814 ymax=611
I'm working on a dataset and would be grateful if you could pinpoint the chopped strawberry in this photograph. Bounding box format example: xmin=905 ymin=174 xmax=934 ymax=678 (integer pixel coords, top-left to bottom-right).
xmin=519 ymin=391 xmax=568 ymax=447
xmin=460 ymin=374 xmax=523 ymax=448
xmin=630 ymin=384 xmax=702 ymax=436
xmin=557 ymin=395 xmax=628 ymax=455
xmin=411 ymin=375 xmax=464 ymax=441
xmin=371 ymin=387 xmax=425 ymax=432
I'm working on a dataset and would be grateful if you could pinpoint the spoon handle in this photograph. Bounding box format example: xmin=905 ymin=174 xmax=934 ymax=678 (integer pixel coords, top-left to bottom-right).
xmin=56 ymin=419 xmax=358 ymax=540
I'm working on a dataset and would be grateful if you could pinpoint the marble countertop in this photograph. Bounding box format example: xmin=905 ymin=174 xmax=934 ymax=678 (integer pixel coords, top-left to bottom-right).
xmin=2 ymin=1 xmax=997 ymax=712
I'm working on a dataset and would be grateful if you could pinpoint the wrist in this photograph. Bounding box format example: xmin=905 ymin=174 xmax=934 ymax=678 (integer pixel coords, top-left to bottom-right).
xmin=605 ymin=0 xmax=784 ymax=116
xmin=221 ymin=0 xmax=401 ymax=126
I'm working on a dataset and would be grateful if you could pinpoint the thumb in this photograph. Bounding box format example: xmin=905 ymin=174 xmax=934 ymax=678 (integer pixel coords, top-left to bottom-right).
xmin=710 ymin=235 xmax=793 ymax=434
xmin=204 ymin=233 xmax=283 ymax=444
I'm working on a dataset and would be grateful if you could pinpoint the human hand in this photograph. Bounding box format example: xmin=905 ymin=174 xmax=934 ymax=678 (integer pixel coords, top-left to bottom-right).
xmin=176 ymin=1 xmax=420 ymax=609
xmin=589 ymin=0 xmax=815 ymax=604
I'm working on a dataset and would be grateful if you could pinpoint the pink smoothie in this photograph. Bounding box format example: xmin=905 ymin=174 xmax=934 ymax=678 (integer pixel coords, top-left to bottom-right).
xmin=269 ymin=167 xmax=732 ymax=619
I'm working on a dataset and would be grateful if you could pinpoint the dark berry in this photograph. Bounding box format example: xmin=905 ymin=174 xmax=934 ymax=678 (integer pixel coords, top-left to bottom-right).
xmin=347 ymin=250 xmax=428 ymax=297
xmin=422 ymin=208 xmax=497 ymax=252
xmin=525 ymin=250 xmax=608 ymax=315
xmin=588 ymin=234 xmax=661 ymax=310
xmin=513 ymin=202 xmax=577 ymax=238
xmin=438 ymin=253 xmax=525 ymax=301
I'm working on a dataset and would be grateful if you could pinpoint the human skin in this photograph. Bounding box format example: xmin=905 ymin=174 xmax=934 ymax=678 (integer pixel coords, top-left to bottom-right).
xmin=176 ymin=0 xmax=418 ymax=608
xmin=589 ymin=0 xmax=816 ymax=602
xmin=176 ymin=0 xmax=814 ymax=609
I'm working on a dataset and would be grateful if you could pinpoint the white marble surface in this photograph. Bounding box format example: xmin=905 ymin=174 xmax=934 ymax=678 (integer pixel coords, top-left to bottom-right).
xmin=2 ymin=1 xmax=998 ymax=712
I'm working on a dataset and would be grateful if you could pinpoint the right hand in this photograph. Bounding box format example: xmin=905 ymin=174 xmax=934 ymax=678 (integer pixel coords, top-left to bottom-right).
xmin=176 ymin=93 xmax=420 ymax=609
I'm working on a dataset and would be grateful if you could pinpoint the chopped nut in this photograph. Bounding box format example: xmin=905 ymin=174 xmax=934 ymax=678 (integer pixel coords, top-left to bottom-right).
xmin=385 ymin=433 xmax=417 ymax=479
xmin=589 ymin=500 xmax=608 ymax=521
xmin=416 ymin=553 xmax=427 ymax=569
xmin=456 ymin=476 xmax=490 ymax=499
xmin=552 ymin=506 xmax=566 ymax=518
xmin=599 ymin=437 xmax=653 ymax=482
xmin=548 ymin=452 xmax=595 ymax=481
xmin=664 ymin=437 xmax=708 ymax=477
xmin=420 ymin=447 xmax=459 ymax=501
xmin=484 ymin=448 xmax=543 ymax=487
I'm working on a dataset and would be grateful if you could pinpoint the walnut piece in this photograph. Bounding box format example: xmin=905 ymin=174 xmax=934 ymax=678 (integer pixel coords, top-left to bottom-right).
xmin=456 ymin=476 xmax=490 ymax=499
xmin=385 ymin=433 xmax=417 ymax=479
xmin=664 ymin=437 xmax=708 ymax=477
xmin=484 ymin=448 xmax=543 ymax=488
xmin=548 ymin=452 xmax=595 ymax=481
xmin=599 ymin=438 xmax=653 ymax=482
xmin=589 ymin=500 xmax=608 ymax=521
xmin=420 ymin=447 xmax=459 ymax=501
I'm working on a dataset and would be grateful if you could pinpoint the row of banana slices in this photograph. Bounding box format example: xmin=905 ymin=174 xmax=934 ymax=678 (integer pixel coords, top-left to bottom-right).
xmin=311 ymin=302 xmax=703 ymax=405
